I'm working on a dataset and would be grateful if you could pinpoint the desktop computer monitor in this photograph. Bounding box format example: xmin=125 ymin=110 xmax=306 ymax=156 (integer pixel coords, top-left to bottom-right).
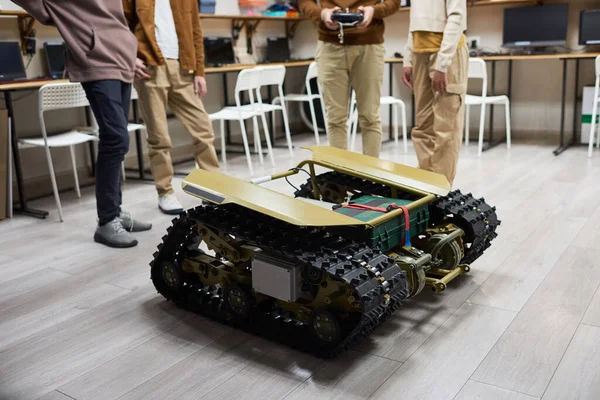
xmin=579 ymin=10 xmax=600 ymax=45
xmin=0 ymin=42 xmax=27 ymax=82
xmin=44 ymin=42 xmax=66 ymax=79
xmin=503 ymin=3 xmax=569 ymax=48
xmin=266 ymin=37 xmax=290 ymax=62
xmin=203 ymin=37 xmax=235 ymax=66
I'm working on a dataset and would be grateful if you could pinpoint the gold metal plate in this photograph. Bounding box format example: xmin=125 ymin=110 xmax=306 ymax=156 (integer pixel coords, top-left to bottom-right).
xmin=302 ymin=146 xmax=451 ymax=196
xmin=181 ymin=169 xmax=365 ymax=227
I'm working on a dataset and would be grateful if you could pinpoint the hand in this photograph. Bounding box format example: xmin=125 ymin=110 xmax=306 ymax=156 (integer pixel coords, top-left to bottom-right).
xmin=194 ymin=75 xmax=207 ymax=97
xmin=432 ymin=70 xmax=447 ymax=93
xmin=402 ymin=67 xmax=413 ymax=90
xmin=321 ymin=7 xmax=340 ymax=30
xmin=356 ymin=6 xmax=374 ymax=29
xmin=134 ymin=57 xmax=150 ymax=80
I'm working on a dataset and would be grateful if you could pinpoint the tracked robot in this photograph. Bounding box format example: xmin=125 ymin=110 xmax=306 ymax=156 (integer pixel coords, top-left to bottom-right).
xmin=150 ymin=147 xmax=500 ymax=357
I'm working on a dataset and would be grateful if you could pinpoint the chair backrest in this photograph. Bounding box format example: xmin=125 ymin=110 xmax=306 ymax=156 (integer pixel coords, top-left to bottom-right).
xmin=39 ymin=82 xmax=89 ymax=113
xmin=468 ymin=57 xmax=487 ymax=80
xmin=596 ymin=55 xmax=600 ymax=77
xmin=306 ymin=61 xmax=318 ymax=82
xmin=257 ymin=65 xmax=286 ymax=87
xmin=234 ymin=67 xmax=262 ymax=93
xmin=468 ymin=57 xmax=488 ymax=97
xmin=234 ymin=67 xmax=262 ymax=107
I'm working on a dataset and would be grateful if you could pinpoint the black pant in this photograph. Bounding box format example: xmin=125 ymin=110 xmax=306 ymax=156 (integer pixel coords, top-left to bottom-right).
xmin=82 ymin=80 xmax=132 ymax=225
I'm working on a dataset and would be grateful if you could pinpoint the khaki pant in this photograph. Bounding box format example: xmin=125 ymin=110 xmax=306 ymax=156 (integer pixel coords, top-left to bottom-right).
xmin=411 ymin=46 xmax=469 ymax=185
xmin=135 ymin=59 xmax=219 ymax=196
xmin=316 ymin=40 xmax=385 ymax=158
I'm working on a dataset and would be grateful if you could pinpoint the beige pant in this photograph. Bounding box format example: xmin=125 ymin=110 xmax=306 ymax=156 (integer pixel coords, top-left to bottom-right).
xmin=316 ymin=40 xmax=385 ymax=158
xmin=135 ymin=59 xmax=219 ymax=196
xmin=411 ymin=46 xmax=469 ymax=185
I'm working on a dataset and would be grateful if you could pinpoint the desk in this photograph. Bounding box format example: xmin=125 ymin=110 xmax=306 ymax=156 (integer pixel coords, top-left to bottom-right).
xmin=387 ymin=52 xmax=600 ymax=155
xmin=0 ymin=78 xmax=69 ymax=219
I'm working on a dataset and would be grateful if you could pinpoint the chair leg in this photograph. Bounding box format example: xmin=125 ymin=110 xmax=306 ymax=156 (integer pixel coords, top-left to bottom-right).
xmin=589 ymin=100 xmax=598 ymax=158
xmin=238 ymin=119 xmax=254 ymax=176
xmin=259 ymin=111 xmax=276 ymax=168
xmin=400 ymin=101 xmax=408 ymax=153
xmin=279 ymin=97 xmax=294 ymax=157
xmin=392 ymin=104 xmax=399 ymax=146
xmin=477 ymin=103 xmax=486 ymax=157
xmin=505 ymin=100 xmax=511 ymax=150
xmin=308 ymin=99 xmax=320 ymax=145
xmin=351 ymin=109 xmax=359 ymax=152
xmin=220 ymin=119 xmax=227 ymax=164
xmin=252 ymin=116 xmax=264 ymax=165
xmin=69 ymin=145 xmax=81 ymax=198
xmin=44 ymin=145 xmax=64 ymax=222
xmin=465 ymin=104 xmax=470 ymax=146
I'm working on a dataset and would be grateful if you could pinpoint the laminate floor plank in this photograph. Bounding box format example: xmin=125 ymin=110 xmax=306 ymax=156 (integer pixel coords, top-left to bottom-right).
xmin=0 ymin=269 xmax=130 ymax=350
xmin=582 ymin=284 xmax=600 ymax=328
xmin=201 ymin=337 xmax=325 ymax=400
xmin=34 ymin=390 xmax=76 ymax=400
xmin=368 ymin=303 xmax=516 ymax=400
xmin=466 ymin=208 xmax=587 ymax=312
xmin=455 ymin=381 xmax=539 ymax=400
xmin=541 ymin=324 xmax=600 ymax=400
xmin=472 ymin=247 xmax=600 ymax=397
xmin=0 ymin=289 xmax=190 ymax=399
xmin=573 ymin=206 xmax=600 ymax=253
xmin=117 ymin=332 xmax=261 ymax=400
xmin=282 ymin=351 xmax=401 ymax=400
xmin=59 ymin=315 xmax=232 ymax=400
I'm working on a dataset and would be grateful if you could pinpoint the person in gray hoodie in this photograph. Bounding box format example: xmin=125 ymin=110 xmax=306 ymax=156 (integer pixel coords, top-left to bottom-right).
xmin=12 ymin=0 xmax=152 ymax=248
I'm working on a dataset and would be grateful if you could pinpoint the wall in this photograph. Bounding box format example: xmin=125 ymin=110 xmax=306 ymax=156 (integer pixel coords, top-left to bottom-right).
xmin=1 ymin=0 xmax=600 ymax=201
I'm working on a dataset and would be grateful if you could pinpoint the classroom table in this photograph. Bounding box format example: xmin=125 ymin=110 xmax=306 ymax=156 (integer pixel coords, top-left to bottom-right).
xmin=0 ymin=78 xmax=69 ymax=219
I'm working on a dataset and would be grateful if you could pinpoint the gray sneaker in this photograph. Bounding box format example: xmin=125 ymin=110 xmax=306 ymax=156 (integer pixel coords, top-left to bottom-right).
xmin=94 ymin=217 xmax=138 ymax=248
xmin=118 ymin=210 xmax=152 ymax=232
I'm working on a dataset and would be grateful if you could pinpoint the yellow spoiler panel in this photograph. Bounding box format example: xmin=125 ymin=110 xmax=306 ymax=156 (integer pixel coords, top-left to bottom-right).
xmin=181 ymin=169 xmax=365 ymax=227
xmin=303 ymin=146 xmax=451 ymax=196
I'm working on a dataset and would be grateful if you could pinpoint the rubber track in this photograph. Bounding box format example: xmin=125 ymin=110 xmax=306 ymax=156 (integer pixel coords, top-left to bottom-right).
xmin=294 ymin=171 xmax=500 ymax=265
xmin=150 ymin=204 xmax=410 ymax=358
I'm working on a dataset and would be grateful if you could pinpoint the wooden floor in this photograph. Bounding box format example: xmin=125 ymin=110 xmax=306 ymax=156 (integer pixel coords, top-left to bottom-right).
xmin=2 ymin=133 xmax=600 ymax=400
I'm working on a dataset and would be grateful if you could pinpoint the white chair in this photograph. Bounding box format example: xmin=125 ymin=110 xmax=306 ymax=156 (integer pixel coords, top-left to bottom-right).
xmin=256 ymin=65 xmax=294 ymax=156
xmin=209 ymin=67 xmax=274 ymax=176
xmin=275 ymin=61 xmax=324 ymax=145
xmin=347 ymin=90 xmax=408 ymax=153
xmin=587 ymin=56 xmax=600 ymax=158
xmin=226 ymin=65 xmax=293 ymax=158
xmin=465 ymin=57 xmax=511 ymax=156
xmin=18 ymin=82 xmax=98 ymax=222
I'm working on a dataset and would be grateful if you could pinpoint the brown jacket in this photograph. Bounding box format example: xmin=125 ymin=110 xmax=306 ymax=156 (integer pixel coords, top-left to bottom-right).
xmin=298 ymin=0 xmax=399 ymax=45
xmin=12 ymin=0 xmax=137 ymax=83
xmin=122 ymin=0 xmax=206 ymax=76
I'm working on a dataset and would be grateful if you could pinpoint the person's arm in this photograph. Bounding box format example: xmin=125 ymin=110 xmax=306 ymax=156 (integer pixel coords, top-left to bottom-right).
xmin=403 ymin=30 xmax=413 ymax=68
xmin=434 ymin=0 xmax=466 ymax=72
xmin=11 ymin=0 xmax=53 ymax=25
xmin=298 ymin=0 xmax=323 ymax=24
xmin=191 ymin=5 xmax=205 ymax=77
xmin=122 ymin=0 xmax=136 ymax=31
xmin=372 ymin=0 xmax=400 ymax=20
